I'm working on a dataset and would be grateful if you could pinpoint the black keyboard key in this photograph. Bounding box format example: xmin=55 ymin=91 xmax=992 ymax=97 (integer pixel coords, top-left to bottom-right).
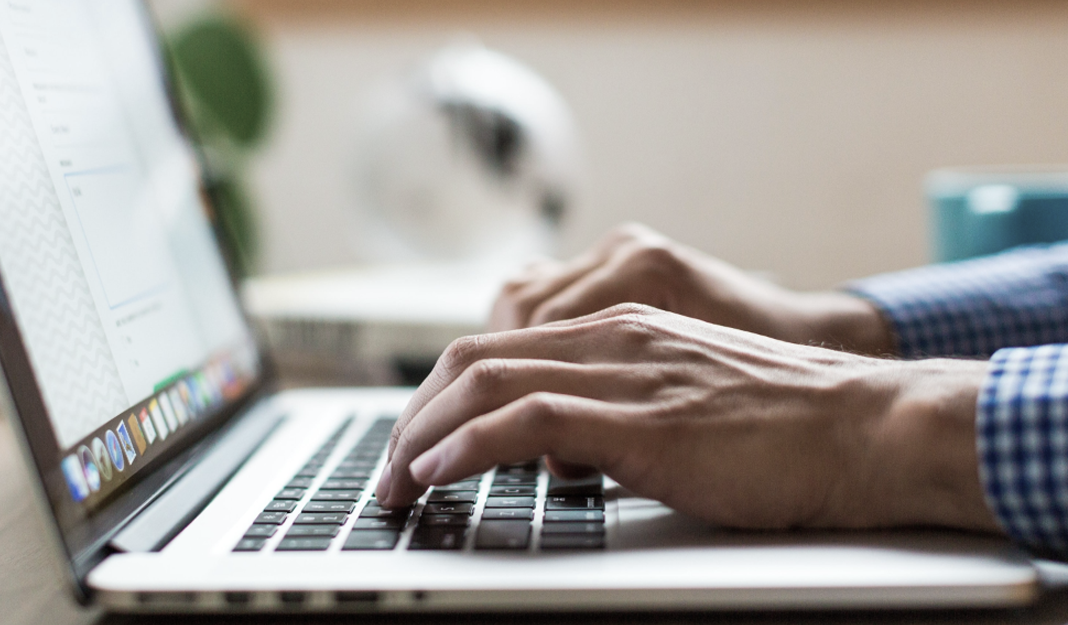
xmin=545 ymin=496 xmax=604 ymax=511
xmin=255 ymin=511 xmax=288 ymax=524
xmin=408 ymin=527 xmax=466 ymax=550
xmin=422 ymin=502 xmax=474 ymax=515
xmin=286 ymin=525 xmax=339 ymax=538
xmin=475 ymin=521 xmax=531 ymax=550
xmin=481 ymin=508 xmax=534 ymax=521
xmin=330 ymin=469 xmax=374 ymax=480
xmin=543 ymin=510 xmax=604 ymax=523
xmin=489 ymin=485 xmax=536 ymax=496
xmin=276 ymin=537 xmax=333 ymax=551
xmin=359 ymin=504 xmax=412 ymax=519
xmin=485 ymin=496 xmax=535 ymax=509
xmin=432 ymin=480 xmax=482 ymax=492
xmin=427 ymin=491 xmax=477 ymax=504
xmin=311 ymin=490 xmax=362 ymax=502
xmin=418 ymin=514 xmax=470 ymax=527
xmin=286 ymin=477 xmax=316 ymax=489
xmin=547 ymin=474 xmax=604 ymax=496
xmin=303 ymin=501 xmax=356 ymax=513
xmin=244 ymin=524 xmax=278 ymax=538
xmin=541 ymin=522 xmax=605 ymax=535
xmin=275 ymin=488 xmax=306 ymax=501
xmin=353 ymin=517 xmax=407 ymax=530
xmin=541 ymin=534 xmax=605 ymax=550
xmin=293 ymin=513 xmax=348 ymax=525
xmin=343 ymin=530 xmax=399 ymax=551
xmin=234 ymin=537 xmax=267 ymax=552
xmin=264 ymin=500 xmax=298 ymax=513
xmin=295 ymin=466 xmax=321 ymax=478
xmin=493 ymin=475 xmax=537 ymax=486
xmin=321 ymin=479 xmax=368 ymax=490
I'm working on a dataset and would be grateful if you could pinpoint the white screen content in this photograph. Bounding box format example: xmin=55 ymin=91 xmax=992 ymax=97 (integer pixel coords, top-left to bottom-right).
xmin=0 ymin=0 xmax=257 ymax=449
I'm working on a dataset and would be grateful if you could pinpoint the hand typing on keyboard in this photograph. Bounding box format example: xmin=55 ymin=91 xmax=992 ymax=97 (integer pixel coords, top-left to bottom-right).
xmin=374 ymin=303 xmax=998 ymax=533
xmin=375 ymin=223 xmax=1001 ymax=535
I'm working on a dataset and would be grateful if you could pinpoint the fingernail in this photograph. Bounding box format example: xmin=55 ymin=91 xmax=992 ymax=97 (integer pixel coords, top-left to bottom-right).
xmin=409 ymin=447 xmax=443 ymax=484
xmin=376 ymin=462 xmax=392 ymax=502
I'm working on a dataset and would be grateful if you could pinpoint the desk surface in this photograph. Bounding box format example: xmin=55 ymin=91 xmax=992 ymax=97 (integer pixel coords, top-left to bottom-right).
xmin=5 ymin=416 xmax=1068 ymax=625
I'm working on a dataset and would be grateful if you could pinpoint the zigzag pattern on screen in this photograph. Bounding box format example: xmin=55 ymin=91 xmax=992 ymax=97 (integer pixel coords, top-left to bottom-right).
xmin=0 ymin=35 xmax=128 ymax=448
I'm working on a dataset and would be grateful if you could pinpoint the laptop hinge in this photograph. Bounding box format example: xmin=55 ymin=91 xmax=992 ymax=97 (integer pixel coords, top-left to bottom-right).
xmin=108 ymin=408 xmax=285 ymax=553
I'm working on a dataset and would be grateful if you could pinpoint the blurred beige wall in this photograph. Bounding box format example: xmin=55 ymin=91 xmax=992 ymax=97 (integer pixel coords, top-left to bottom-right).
xmin=163 ymin=1 xmax=1068 ymax=290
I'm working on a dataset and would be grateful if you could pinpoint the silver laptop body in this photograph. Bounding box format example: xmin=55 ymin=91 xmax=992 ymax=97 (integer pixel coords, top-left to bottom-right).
xmin=0 ymin=0 xmax=1038 ymax=613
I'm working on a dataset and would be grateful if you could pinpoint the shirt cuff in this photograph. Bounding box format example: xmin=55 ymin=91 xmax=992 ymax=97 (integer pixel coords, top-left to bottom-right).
xmin=846 ymin=244 xmax=1068 ymax=358
xmin=977 ymin=344 xmax=1068 ymax=556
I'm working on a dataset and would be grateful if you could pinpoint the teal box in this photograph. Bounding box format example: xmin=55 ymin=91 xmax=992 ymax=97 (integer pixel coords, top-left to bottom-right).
xmin=926 ymin=167 xmax=1068 ymax=262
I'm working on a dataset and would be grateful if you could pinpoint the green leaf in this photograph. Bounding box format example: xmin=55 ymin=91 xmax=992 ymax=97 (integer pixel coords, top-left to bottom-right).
xmin=169 ymin=15 xmax=272 ymax=148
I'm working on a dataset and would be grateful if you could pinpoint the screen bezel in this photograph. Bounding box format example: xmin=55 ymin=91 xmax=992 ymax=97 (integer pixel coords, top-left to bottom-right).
xmin=0 ymin=0 xmax=275 ymax=601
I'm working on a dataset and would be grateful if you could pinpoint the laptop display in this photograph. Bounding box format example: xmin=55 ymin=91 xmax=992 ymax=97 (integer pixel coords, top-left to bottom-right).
xmin=0 ymin=0 xmax=261 ymax=564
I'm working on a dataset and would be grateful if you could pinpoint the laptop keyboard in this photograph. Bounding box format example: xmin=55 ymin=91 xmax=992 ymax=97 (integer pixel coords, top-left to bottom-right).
xmin=233 ymin=417 xmax=606 ymax=553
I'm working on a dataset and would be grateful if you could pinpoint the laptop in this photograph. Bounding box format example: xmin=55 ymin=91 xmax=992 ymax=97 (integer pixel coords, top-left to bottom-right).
xmin=0 ymin=0 xmax=1040 ymax=613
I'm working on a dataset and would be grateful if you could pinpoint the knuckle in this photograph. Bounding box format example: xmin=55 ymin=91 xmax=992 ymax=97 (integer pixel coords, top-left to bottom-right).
xmin=603 ymin=302 xmax=656 ymax=318
xmin=466 ymin=358 xmax=510 ymax=393
xmin=626 ymin=241 xmax=681 ymax=275
xmin=441 ymin=334 xmax=489 ymax=374
xmin=517 ymin=392 xmax=562 ymax=427
xmin=609 ymin=310 xmax=660 ymax=343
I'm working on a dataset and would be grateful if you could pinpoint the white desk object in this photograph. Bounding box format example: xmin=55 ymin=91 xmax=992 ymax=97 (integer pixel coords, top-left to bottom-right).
xmin=242 ymin=263 xmax=511 ymax=385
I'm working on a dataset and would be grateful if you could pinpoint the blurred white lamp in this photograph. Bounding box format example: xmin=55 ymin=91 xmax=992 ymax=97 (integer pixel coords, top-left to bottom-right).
xmin=351 ymin=43 xmax=581 ymax=264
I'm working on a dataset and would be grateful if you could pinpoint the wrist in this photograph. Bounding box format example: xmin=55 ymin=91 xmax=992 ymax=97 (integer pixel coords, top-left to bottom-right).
xmin=863 ymin=359 xmax=1001 ymax=532
xmin=788 ymin=291 xmax=897 ymax=356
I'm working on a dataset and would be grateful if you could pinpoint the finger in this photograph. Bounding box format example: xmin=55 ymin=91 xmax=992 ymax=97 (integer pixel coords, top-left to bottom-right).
xmin=490 ymin=252 xmax=607 ymax=331
xmin=490 ymin=227 xmax=646 ymax=331
xmin=381 ymin=358 xmax=657 ymax=506
xmin=544 ymin=456 xmax=599 ymax=479
xmin=386 ymin=303 xmax=660 ymax=461
xmin=406 ymin=393 xmax=625 ymax=491
xmin=528 ymin=256 xmax=638 ymax=327
xmin=529 ymin=234 xmax=692 ymax=327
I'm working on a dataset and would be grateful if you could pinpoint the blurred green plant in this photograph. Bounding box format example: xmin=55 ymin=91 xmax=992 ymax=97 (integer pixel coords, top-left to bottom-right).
xmin=165 ymin=12 xmax=273 ymax=277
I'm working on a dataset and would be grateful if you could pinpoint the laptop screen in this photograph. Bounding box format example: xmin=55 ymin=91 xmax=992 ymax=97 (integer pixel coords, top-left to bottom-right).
xmin=0 ymin=0 xmax=261 ymax=541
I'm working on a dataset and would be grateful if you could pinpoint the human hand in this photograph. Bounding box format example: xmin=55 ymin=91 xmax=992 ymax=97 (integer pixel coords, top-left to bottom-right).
xmin=376 ymin=304 xmax=997 ymax=532
xmin=491 ymin=223 xmax=895 ymax=356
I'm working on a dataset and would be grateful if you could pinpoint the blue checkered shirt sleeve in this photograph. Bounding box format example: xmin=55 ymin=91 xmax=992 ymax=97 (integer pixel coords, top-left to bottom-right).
xmin=847 ymin=242 xmax=1068 ymax=358
xmin=977 ymin=345 xmax=1068 ymax=555
xmin=849 ymin=243 xmax=1068 ymax=556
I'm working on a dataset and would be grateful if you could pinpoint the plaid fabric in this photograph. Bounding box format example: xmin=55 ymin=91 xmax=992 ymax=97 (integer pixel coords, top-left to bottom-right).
xmin=849 ymin=243 xmax=1068 ymax=556
xmin=848 ymin=243 xmax=1068 ymax=358
xmin=977 ymin=345 xmax=1068 ymax=555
